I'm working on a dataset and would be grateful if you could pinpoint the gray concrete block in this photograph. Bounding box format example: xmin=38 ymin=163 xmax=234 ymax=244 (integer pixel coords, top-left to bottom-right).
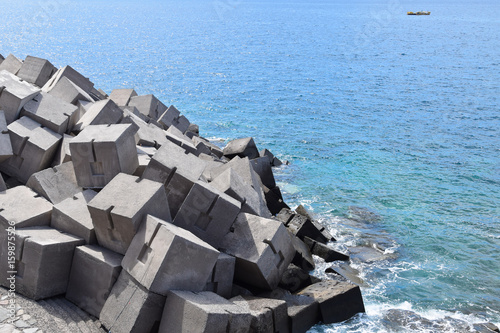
xmin=297 ymin=280 xmax=365 ymax=324
xmin=122 ymin=215 xmax=219 ymax=295
xmin=211 ymin=168 xmax=270 ymax=218
xmin=158 ymin=105 xmax=190 ymax=133
xmin=279 ymin=264 xmax=321 ymax=293
xmin=42 ymin=65 xmax=94 ymax=95
xmin=142 ymin=141 xmax=207 ymax=218
xmin=250 ymin=156 xmax=276 ymax=189
xmin=263 ymin=185 xmax=290 ymax=216
xmin=108 ymin=88 xmax=137 ymax=106
xmin=230 ymin=295 xmax=289 ymax=333
xmin=204 ymin=253 xmax=235 ymax=299
xmin=296 ymin=205 xmax=334 ymax=242
xmin=0 ymin=185 xmax=52 ymax=228
xmin=165 ymin=125 xmax=199 ymax=155
xmin=73 ymin=99 xmax=123 ymax=132
xmin=0 ymin=110 xmax=13 ymax=163
xmin=128 ymin=94 xmax=167 ymax=120
xmin=100 ymin=270 xmax=166 ymax=333
xmin=48 ymin=76 xmax=94 ymax=106
xmin=0 ymin=172 xmax=6 ymax=192
xmin=0 ymin=54 xmax=23 ymax=75
xmin=262 ymin=288 xmax=319 ymax=333
xmin=0 ymin=226 xmax=84 ymax=300
xmin=121 ymin=109 xmax=169 ymax=147
xmin=259 ymin=148 xmax=283 ymax=167
xmin=66 ymin=244 xmax=123 ymax=318
xmin=0 ymin=116 xmax=61 ymax=183
xmin=192 ymin=136 xmax=224 ymax=158
xmin=303 ymin=237 xmax=349 ymax=262
xmin=88 ymin=173 xmax=171 ymax=254
xmin=277 ymin=208 xmax=331 ymax=244
xmin=76 ymin=99 xmax=93 ymax=119
xmin=221 ymin=213 xmax=295 ymax=290
xmin=51 ymin=190 xmax=97 ymax=244
xmin=17 ymin=56 xmax=56 ymax=88
xmin=223 ymin=137 xmax=259 ymax=160
xmin=21 ymin=92 xmax=79 ymax=134
xmin=290 ymin=233 xmax=315 ymax=271
xmin=0 ymin=54 xmax=3 ymax=63
xmin=69 ymin=124 xmax=138 ymax=188
xmin=159 ymin=290 xmax=252 ymax=333
xmin=51 ymin=133 xmax=73 ymax=166
xmin=173 ymin=180 xmax=241 ymax=248
xmin=26 ymin=161 xmax=81 ymax=204
xmin=0 ymin=70 xmax=41 ymax=124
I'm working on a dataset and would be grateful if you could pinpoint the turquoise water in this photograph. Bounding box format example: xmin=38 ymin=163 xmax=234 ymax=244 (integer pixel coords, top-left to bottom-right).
xmin=1 ymin=0 xmax=499 ymax=331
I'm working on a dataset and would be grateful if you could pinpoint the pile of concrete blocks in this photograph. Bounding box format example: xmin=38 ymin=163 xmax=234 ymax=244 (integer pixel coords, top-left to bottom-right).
xmin=0 ymin=55 xmax=365 ymax=333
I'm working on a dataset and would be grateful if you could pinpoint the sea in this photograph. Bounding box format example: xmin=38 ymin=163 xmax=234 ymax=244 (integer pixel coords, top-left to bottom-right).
xmin=1 ymin=0 xmax=499 ymax=332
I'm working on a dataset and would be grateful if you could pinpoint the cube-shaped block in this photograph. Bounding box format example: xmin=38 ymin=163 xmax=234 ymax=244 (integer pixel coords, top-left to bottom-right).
xmin=109 ymin=88 xmax=138 ymax=106
xmin=159 ymin=291 xmax=252 ymax=333
xmin=221 ymin=213 xmax=295 ymax=290
xmin=204 ymin=253 xmax=236 ymax=299
xmin=223 ymin=137 xmax=259 ymax=160
xmin=66 ymin=245 xmax=123 ymax=318
xmin=158 ymin=105 xmax=190 ymax=133
xmin=73 ymin=99 xmax=124 ymax=132
xmin=88 ymin=173 xmax=171 ymax=254
xmin=21 ymin=92 xmax=79 ymax=134
xmin=128 ymin=94 xmax=167 ymax=120
xmin=69 ymin=124 xmax=138 ymax=188
xmin=250 ymin=156 xmax=276 ymax=189
xmin=0 ymin=186 xmax=52 ymax=228
xmin=230 ymin=295 xmax=289 ymax=333
xmin=26 ymin=161 xmax=81 ymax=204
xmin=0 ymin=226 xmax=84 ymax=300
xmin=173 ymin=181 xmax=241 ymax=247
xmin=303 ymin=237 xmax=349 ymax=262
xmin=0 ymin=116 xmax=61 ymax=183
xmin=17 ymin=56 xmax=56 ymax=87
xmin=48 ymin=76 xmax=94 ymax=105
xmin=297 ymin=280 xmax=365 ymax=324
xmin=277 ymin=208 xmax=332 ymax=244
xmin=120 ymin=110 xmax=169 ymax=148
xmin=51 ymin=190 xmax=97 ymax=244
xmin=100 ymin=271 xmax=166 ymax=333
xmin=0 ymin=110 xmax=13 ymax=163
xmin=0 ymin=54 xmax=22 ymax=75
xmin=43 ymin=65 xmax=94 ymax=95
xmin=143 ymin=141 xmax=207 ymax=218
xmin=122 ymin=215 xmax=219 ymax=295
xmin=0 ymin=70 xmax=41 ymax=124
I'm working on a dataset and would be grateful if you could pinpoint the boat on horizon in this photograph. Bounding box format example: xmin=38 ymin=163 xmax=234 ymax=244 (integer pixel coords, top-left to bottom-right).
xmin=407 ymin=11 xmax=431 ymax=15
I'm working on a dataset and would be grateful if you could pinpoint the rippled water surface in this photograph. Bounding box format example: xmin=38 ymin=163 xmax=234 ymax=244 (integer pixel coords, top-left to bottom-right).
xmin=1 ymin=0 xmax=499 ymax=331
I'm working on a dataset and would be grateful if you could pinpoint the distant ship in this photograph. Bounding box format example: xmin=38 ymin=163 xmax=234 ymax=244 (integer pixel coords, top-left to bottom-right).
xmin=407 ymin=11 xmax=431 ymax=15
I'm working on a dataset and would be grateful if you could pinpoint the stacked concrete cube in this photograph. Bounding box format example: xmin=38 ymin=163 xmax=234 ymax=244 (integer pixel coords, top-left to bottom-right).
xmin=0 ymin=226 xmax=84 ymax=300
xmin=0 ymin=116 xmax=61 ymax=183
xmin=223 ymin=137 xmax=260 ymax=160
xmin=73 ymin=99 xmax=123 ymax=131
xmin=109 ymin=88 xmax=138 ymax=106
xmin=0 ymin=70 xmax=40 ymax=124
xmin=43 ymin=65 xmax=94 ymax=96
xmin=69 ymin=123 xmax=138 ymax=188
xmin=48 ymin=76 xmax=94 ymax=105
xmin=231 ymin=295 xmax=289 ymax=333
xmin=128 ymin=94 xmax=167 ymax=120
xmin=221 ymin=213 xmax=295 ymax=290
xmin=0 ymin=54 xmax=23 ymax=75
xmin=0 ymin=110 xmax=13 ymax=163
xmin=204 ymin=253 xmax=236 ymax=299
xmin=158 ymin=105 xmax=190 ymax=133
xmin=17 ymin=56 xmax=56 ymax=88
xmin=87 ymin=173 xmax=171 ymax=254
xmin=0 ymin=185 xmax=52 ymax=228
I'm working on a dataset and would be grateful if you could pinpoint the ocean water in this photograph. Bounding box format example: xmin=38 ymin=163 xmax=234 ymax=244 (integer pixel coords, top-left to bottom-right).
xmin=1 ymin=0 xmax=499 ymax=331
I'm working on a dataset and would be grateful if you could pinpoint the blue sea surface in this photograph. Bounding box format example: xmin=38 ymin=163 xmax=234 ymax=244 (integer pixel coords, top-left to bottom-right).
xmin=1 ymin=0 xmax=499 ymax=331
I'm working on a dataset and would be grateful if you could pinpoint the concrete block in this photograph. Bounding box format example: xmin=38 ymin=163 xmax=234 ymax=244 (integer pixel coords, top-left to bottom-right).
xmin=192 ymin=136 xmax=224 ymax=158
xmin=51 ymin=190 xmax=97 ymax=244
xmin=109 ymin=88 xmax=137 ymax=106
xmin=73 ymin=99 xmax=124 ymax=132
xmin=279 ymin=264 xmax=321 ymax=293
xmin=0 ymin=70 xmax=41 ymax=124
xmin=42 ymin=65 xmax=94 ymax=95
xmin=134 ymin=153 xmax=151 ymax=177
xmin=296 ymin=205 xmax=334 ymax=242
xmin=69 ymin=124 xmax=138 ymax=188
xmin=230 ymin=295 xmax=289 ymax=333
xmin=303 ymin=237 xmax=349 ymax=262
xmin=0 ymin=173 xmax=5 ymax=192
xmin=121 ymin=109 xmax=169 ymax=147
xmin=0 ymin=116 xmax=61 ymax=183
xmin=0 ymin=185 xmax=52 ymax=228
xmin=297 ymin=280 xmax=365 ymax=324
xmin=0 ymin=111 xmax=13 ymax=163
xmin=221 ymin=213 xmax=295 ymax=290
xmin=17 ymin=56 xmax=56 ymax=87
xmin=262 ymin=288 xmax=319 ymax=333
xmin=142 ymin=141 xmax=207 ymax=218
xmin=211 ymin=168 xmax=270 ymax=218
xmin=51 ymin=133 xmax=73 ymax=166
xmin=223 ymin=137 xmax=259 ymax=160
xmin=173 ymin=180 xmax=241 ymax=247
xmin=88 ymin=174 xmax=171 ymax=254
xmin=0 ymin=226 xmax=84 ymax=300
xmin=290 ymin=233 xmax=315 ymax=271
xmin=158 ymin=105 xmax=190 ymax=132
xmin=264 ymin=185 xmax=290 ymax=216
xmin=0 ymin=54 xmax=23 ymax=75
xmin=66 ymin=245 xmax=123 ymax=318
xmin=122 ymin=215 xmax=219 ymax=295
xmin=21 ymin=92 xmax=79 ymax=134
xmin=26 ymin=161 xmax=81 ymax=204
xmin=0 ymin=54 xmax=4 ymax=64
xmin=128 ymin=94 xmax=167 ymax=120
xmin=250 ymin=156 xmax=276 ymax=189
xmin=204 ymin=253 xmax=235 ymax=299
xmin=165 ymin=125 xmax=199 ymax=155
xmin=260 ymin=148 xmax=283 ymax=167
xmin=76 ymin=99 xmax=93 ymax=118
xmin=277 ymin=208 xmax=331 ymax=244
xmin=100 ymin=270 xmax=166 ymax=333
xmin=159 ymin=290 xmax=252 ymax=333
xmin=97 ymin=88 xmax=108 ymax=99
xmin=48 ymin=76 xmax=94 ymax=105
